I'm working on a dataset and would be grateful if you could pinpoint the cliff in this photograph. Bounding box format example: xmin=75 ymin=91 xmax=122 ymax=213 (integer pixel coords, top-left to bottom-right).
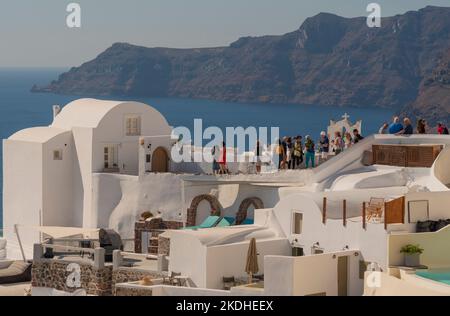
xmin=33 ymin=6 xmax=450 ymax=117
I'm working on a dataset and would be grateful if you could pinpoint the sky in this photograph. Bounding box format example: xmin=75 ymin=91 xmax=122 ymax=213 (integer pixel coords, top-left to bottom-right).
xmin=1 ymin=0 xmax=450 ymax=67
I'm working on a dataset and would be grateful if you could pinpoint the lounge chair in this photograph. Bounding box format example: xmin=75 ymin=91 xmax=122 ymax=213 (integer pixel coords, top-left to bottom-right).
xmin=216 ymin=218 xmax=232 ymax=227
xmin=0 ymin=261 xmax=32 ymax=285
xmin=184 ymin=216 xmax=222 ymax=230
xmin=241 ymin=218 xmax=255 ymax=225
xmin=366 ymin=198 xmax=385 ymax=223
xmin=223 ymin=217 xmax=236 ymax=225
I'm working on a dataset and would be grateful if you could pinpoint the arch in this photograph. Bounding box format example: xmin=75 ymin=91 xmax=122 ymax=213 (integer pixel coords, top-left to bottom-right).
xmin=151 ymin=147 xmax=169 ymax=173
xmin=186 ymin=194 xmax=222 ymax=227
xmin=236 ymin=197 xmax=264 ymax=225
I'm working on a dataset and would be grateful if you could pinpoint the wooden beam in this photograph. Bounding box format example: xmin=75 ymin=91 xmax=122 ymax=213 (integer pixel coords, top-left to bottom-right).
xmin=384 ymin=202 xmax=388 ymax=230
xmin=362 ymin=202 xmax=366 ymax=230
xmin=343 ymin=200 xmax=347 ymax=227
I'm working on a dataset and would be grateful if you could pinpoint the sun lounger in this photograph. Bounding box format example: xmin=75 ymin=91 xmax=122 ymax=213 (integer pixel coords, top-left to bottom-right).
xmin=241 ymin=218 xmax=254 ymax=225
xmin=216 ymin=218 xmax=232 ymax=227
xmin=223 ymin=217 xmax=236 ymax=225
xmin=184 ymin=216 xmax=222 ymax=230
xmin=0 ymin=261 xmax=32 ymax=285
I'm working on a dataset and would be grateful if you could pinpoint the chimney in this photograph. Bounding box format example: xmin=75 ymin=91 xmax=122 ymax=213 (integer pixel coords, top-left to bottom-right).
xmin=53 ymin=105 xmax=61 ymax=118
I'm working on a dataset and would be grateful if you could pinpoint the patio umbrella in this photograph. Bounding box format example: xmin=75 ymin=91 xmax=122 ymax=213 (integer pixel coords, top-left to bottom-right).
xmin=245 ymin=238 xmax=259 ymax=284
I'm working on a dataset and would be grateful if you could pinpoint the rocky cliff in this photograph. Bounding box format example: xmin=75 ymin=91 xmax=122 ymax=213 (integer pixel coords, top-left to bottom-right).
xmin=34 ymin=6 xmax=450 ymax=119
xmin=401 ymin=49 xmax=450 ymax=125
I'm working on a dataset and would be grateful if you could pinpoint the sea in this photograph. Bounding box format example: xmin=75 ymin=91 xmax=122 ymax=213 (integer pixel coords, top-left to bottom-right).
xmin=0 ymin=68 xmax=394 ymax=233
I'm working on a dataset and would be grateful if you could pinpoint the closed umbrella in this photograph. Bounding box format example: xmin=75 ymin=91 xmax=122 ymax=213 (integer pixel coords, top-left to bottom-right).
xmin=245 ymin=238 xmax=259 ymax=284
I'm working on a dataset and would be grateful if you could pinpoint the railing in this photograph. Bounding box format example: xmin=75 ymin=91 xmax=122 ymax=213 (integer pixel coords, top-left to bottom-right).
xmin=33 ymin=243 xmax=106 ymax=269
xmin=361 ymin=196 xmax=406 ymax=230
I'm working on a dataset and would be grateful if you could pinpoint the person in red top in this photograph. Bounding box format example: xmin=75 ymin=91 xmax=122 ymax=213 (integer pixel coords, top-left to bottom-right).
xmin=437 ymin=123 xmax=449 ymax=135
xmin=219 ymin=141 xmax=229 ymax=174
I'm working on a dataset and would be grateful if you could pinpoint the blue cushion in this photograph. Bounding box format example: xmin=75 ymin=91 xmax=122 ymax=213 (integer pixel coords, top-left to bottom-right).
xmin=199 ymin=216 xmax=221 ymax=228
xmin=223 ymin=217 xmax=236 ymax=225
xmin=216 ymin=218 xmax=232 ymax=227
xmin=241 ymin=218 xmax=254 ymax=225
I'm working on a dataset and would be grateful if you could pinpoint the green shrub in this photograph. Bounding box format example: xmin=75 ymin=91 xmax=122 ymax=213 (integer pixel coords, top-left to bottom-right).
xmin=400 ymin=244 xmax=424 ymax=255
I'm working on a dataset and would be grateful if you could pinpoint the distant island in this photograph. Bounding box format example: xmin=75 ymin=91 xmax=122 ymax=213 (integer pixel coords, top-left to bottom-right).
xmin=33 ymin=6 xmax=450 ymax=124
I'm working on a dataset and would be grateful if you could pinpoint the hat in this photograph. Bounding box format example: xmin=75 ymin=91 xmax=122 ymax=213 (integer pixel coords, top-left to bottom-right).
xmin=320 ymin=131 xmax=326 ymax=136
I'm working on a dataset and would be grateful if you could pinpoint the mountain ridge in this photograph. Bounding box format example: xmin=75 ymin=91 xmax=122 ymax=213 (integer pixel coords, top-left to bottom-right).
xmin=33 ymin=6 xmax=450 ymax=123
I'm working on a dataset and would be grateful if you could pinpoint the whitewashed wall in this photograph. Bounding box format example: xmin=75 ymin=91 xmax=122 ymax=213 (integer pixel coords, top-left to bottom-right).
xmin=265 ymin=251 xmax=363 ymax=296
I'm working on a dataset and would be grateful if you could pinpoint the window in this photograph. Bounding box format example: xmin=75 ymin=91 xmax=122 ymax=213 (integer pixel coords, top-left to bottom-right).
xmin=53 ymin=149 xmax=63 ymax=160
xmin=125 ymin=115 xmax=141 ymax=136
xmin=104 ymin=145 xmax=118 ymax=169
xmin=292 ymin=247 xmax=304 ymax=257
xmin=292 ymin=212 xmax=303 ymax=235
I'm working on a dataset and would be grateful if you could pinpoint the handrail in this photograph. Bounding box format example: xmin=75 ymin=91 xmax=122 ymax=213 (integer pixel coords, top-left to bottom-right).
xmin=42 ymin=243 xmax=96 ymax=254
xmin=35 ymin=243 xmax=106 ymax=269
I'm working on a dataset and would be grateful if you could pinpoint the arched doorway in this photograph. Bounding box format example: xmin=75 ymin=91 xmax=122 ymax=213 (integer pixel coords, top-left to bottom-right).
xmin=186 ymin=194 xmax=222 ymax=227
xmin=236 ymin=197 xmax=264 ymax=225
xmin=152 ymin=147 xmax=169 ymax=173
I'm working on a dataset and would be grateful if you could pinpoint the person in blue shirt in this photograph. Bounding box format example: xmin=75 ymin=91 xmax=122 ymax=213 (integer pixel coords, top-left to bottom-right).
xmin=388 ymin=116 xmax=404 ymax=134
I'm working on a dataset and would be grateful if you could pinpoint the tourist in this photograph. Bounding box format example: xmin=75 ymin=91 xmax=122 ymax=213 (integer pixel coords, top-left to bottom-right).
xmin=276 ymin=139 xmax=285 ymax=170
xmin=417 ymin=119 xmax=426 ymax=134
xmin=286 ymin=137 xmax=293 ymax=169
xmin=353 ymin=129 xmax=364 ymax=144
xmin=379 ymin=123 xmax=389 ymax=134
xmin=437 ymin=123 xmax=449 ymax=135
xmin=211 ymin=144 xmax=220 ymax=175
xmin=344 ymin=132 xmax=353 ymax=150
xmin=219 ymin=141 xmax=229 ymax=174
xmin=319 ymin=131 xmax=329 ymax=161
xmin=292 ymin=136 xmax=303 ymax=169
xmin=397 ymin=118 xmax=413 ymax=135
xmin=304 ymin=135 xmax=315 ymax=169
xmin=389 ymin=116 xmax=404 ymax=134
xmin=334 ymin=131 xmax=344 ymax=155
xmin=254 ymin=140 xmax=263 ymax=174
xmin=330 ymin=139 xmax=336 ymax=154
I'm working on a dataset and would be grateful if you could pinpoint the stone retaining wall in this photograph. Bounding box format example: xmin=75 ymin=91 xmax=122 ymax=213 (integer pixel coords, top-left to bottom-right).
xmin=115 ymin=286 xmax=153 ymax=296
xmin=32 ymin=260 xmax=113 ymax=296
xmin=135 ymin=218 xmax=183 ymax=253
xmin=158 ymin=236 xmax=171 ymax=256
xmin=112 ymin=268 xmax=166 ymax=295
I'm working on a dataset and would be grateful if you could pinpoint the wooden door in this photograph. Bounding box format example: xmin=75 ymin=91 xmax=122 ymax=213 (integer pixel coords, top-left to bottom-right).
xmin=338 ymin=256 xmax=349 ymax=296
xmin=151 ymin=147 xmax=169 ymax=173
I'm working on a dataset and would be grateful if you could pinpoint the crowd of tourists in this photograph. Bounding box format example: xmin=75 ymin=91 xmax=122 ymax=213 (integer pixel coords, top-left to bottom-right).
xmin=270 ymin=128 xmax=364 ymax=172
xmin=379 ymin=117 xmax=449 ymax=136
xmin=210 ymin=117 xmax=449 ymax=175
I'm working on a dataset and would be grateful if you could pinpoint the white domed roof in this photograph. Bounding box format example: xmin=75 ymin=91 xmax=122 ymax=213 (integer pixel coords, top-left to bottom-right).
xmin=51 ymin=98 xmax=170 ymax=130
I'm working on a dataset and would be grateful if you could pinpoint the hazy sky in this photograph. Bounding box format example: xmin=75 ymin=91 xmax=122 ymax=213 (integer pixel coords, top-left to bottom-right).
xmin=1 ymin=0 xmax=449 ymax=67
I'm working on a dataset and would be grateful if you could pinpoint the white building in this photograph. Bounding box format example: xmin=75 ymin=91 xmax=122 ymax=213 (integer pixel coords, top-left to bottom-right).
xmin=3 ymin=99 xmax=174 ymax=258
xmin=165 ymin=134 xmax=450 ymax=296
xmin=5 ymin=98 xmax=450 ymax=296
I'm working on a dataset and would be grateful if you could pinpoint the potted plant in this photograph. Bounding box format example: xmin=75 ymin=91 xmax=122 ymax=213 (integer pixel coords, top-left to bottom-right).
xmin=400 ymin=244 xmax=424 ymax=267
